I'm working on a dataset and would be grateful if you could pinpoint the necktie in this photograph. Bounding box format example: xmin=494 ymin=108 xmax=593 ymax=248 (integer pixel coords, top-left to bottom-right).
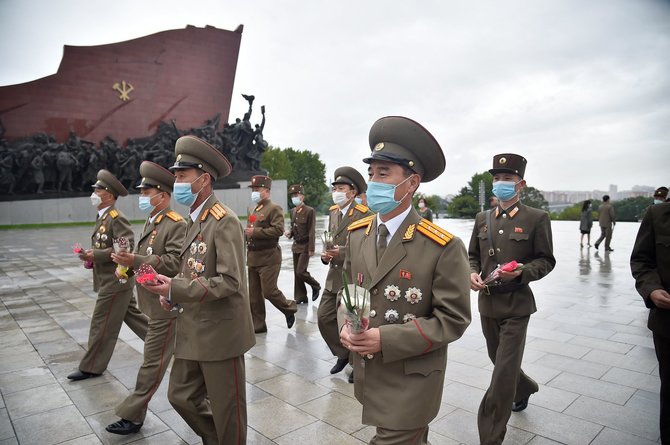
xmin=377 ymin=224 xmax=389 ymax=262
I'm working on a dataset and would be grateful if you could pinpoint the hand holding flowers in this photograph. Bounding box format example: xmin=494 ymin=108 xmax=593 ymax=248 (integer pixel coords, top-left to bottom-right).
xmin=112 ymin=237 xmax=131 ymax=283
xmin=72 ymin=243 xmax=94 ymax=269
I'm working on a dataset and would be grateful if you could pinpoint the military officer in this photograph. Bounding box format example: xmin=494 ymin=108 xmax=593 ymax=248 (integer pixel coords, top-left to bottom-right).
xmin=318 ymin=166 xmax=373 ymax=376
xmin=246 ymin=175 xmax=297 ymax=333
xmin=594 ymin=194 xmax=616 ymax=251
xmin=285 ymin=184 xmax=321 ymax=304
xmin=142 ymin=136 xmax=255 ymax=445
xmin=631 ymin=201 xmax=670 ymax=445
xmin=68 ymin=170 xmax=148 ymax=381
xmin=105 ymin=161 xmax=187 ymax=435
xmin=468 ymin=153 xmax=556 ymax=445
xmin=339 ymin=116 xmax=472 ymax=445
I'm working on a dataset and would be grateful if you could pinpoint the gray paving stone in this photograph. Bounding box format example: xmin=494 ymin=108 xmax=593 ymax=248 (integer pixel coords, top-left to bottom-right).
xmin=4 ymin=382 xmax=72 ymax=419
xmin=601 ymin=367 xmax=661 ymax=393
xmin=547 ymin=371 xmax=636 ymax=405
xmin=299 ymin=391 xmax=364 ymax=434
xmin=247 ymin=396 xmax=317 ymax=439
xmin=507 ymin=403 xmax=603 ymax=444
xmin=13 ymin=405 xmax=92 ymax=445
xmin=0 ymin=409 xmax=13 ymax=441
xmin=568 ymin=335 xmax=633 ymax=354
xmin=591 ymin=427 xmax=660 ymax=445
xmin=275 ymin=420 xmax=364 ymax=445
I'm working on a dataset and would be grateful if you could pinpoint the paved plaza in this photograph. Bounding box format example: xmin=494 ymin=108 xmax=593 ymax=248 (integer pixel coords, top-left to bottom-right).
xmin=0 ymin=216 xmax=662 ymax=444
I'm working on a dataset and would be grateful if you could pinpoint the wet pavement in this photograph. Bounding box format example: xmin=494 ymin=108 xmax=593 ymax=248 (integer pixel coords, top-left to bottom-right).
xmin=0 ymin=217 xmax=661 ymax=444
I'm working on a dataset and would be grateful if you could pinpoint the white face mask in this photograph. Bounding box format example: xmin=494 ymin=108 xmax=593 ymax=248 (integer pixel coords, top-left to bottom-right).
xmin=90 ymin=192 xmax=102 ymax=207
xmin=332 ymin=191 xmax=348 ymax=206
xmin=418 ymin=202 xmax=426 ymax=209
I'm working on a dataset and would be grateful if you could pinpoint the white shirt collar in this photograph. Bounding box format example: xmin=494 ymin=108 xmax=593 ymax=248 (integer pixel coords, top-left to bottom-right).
xmin=98 ymin=205 xmax=111 ymax=218
xmin=189 ymin=199 xmax=208 ymax=222
xmin=376 ymin=205 xmax=412 ymax=243
xmin=340 ymin=201 xmax=354 ymax=217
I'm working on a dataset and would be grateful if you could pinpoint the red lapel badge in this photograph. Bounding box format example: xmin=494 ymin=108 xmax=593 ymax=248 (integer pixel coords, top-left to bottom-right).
xmin=514 ymin=227 xmax=523 ymax=233
xmin=400 ymin=269 xmax=412 ymax=280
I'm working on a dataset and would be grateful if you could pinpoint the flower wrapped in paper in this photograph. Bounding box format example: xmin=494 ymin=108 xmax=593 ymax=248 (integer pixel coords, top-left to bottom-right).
xmin=135 ymin=263 xmax=158 ymax=285
xmin=321 ymin=230 xmax=335 ymax=250
xmin=482 ymin=260 xmax=524 ymax=293
xmin=72 ymin=243 xmax=93 ymax=269
xmin=341 ymin=272 xmax=370 ymax=334
xmin=113 ymin=237 xmax=131 ymax=283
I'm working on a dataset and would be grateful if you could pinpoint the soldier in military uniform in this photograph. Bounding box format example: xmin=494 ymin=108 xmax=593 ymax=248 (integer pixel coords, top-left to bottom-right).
xmin=594 ymin=194 xmax=616 ymax=251
xmin=339 ymin=116 xmax=472 ymax=445
xmin=631 ymin=201 xmax=670 ymax=445
xmin=468 ymin=153 xmax=556 ymax=445
xmin=285 ymin=184 xmax=321 ymax=304
xmin=318 ymin=167 xmax=373 ymax=376
xmin=105 ymin=162 xmax=187 ymax=435
xmin=246 ymin=175 xmax=297 ymax=333
xmin=142 ymin=136 xmax=255 ymax=445
xmin=68 ymin=170 xmax=148 ymax=381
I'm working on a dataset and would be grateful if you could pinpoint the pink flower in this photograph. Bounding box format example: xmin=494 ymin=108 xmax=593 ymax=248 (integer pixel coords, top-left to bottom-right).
xmin=500 ymin=261 xmax=519 ymax=272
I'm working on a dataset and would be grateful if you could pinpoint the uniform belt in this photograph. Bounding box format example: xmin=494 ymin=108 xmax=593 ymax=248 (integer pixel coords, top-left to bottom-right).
xmin=487 ymin=282 xmax=527 ymax=294
xmin=294 ymin=238 xmax=309 ymax=245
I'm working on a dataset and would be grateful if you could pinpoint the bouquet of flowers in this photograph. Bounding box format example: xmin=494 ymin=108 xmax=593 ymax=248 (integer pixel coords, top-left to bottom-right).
xmin=341 ymin=272 xmax=370 ymax=334
xmin=248 ymin=214 xmax=257 ymax=228
xmin=321 ymin=230 xmax=335 ymax=250
xmin=113 ymin=237 xmax=131 ymax=283
xmin=135 ymin=263 xmax=158 ymax=285
xmin=72 ymin=243 xmax=93 ymax=269
xmin=482 ymin=260 xmax=524 ymax=288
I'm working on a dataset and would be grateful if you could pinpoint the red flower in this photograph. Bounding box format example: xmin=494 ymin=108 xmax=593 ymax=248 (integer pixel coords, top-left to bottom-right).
xmin=500 ymin=261 xmax=519 ymax=272
xmin=249 ymin=214 xmax=257 ymax=223
xmin=72 ymin=243 xmax=84 ymax=254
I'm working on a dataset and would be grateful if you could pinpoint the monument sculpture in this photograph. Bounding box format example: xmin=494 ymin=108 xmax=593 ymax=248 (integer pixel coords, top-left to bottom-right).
xmin=0 ymin=94 xmax=269 ymax=198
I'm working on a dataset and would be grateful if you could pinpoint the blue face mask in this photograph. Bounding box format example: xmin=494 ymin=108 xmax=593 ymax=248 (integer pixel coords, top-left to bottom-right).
xmin=366 ymin=175 xmax=413 ymax=215
xmin=138 ymin=195 xmax=157 ymax=213
xmin=291 ymin=196 xmax=302 ymax=206
xmin=492 ymin=180 xmax=519 ymax=202
xmin=251 ymin=191 xmax=261 ymax=203
xmin=654 ymin=199 xmax=665 ymax=205
xmin=354 ymin=197 xmax=363 ymax=205
xmin=174 ymin=175 xmax=203 ymax=207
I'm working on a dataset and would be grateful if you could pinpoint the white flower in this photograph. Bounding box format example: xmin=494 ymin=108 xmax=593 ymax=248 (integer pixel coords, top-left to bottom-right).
xmin=197 ymin=242 xmax=207 ymax=255
xmin=384 ymin=309 xmax=400 ymax=323
xmin=190 ymin=242 xmax=197 ymax=255
xmin=384 ymin=284 xmax=401 ymax=301
xmin=405 ymin=287 xmax=422 ymax=304
xmin=403 ymin=313 xmax=417 ymax=323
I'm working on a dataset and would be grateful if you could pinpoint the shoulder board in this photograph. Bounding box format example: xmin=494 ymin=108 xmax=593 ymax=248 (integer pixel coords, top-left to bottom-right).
xmin=329 ymin=204 xmax=339 ymax=211
xmin=416 ymin=219 xmax=454 ymax=246
xmin=109 ymin=209 xmax=119 ymax=219
xmin=355 ymin=204 xmax=370 ymax=213
xmin=348 ymin=214 xmax=375 ymax=232
xmin=155 ymin=214 xmax=164 ymax=224
xmin=166 ymin=211 xmax=184 ymax=222
xmin=209 ymin=204 xmax=227 ymax=220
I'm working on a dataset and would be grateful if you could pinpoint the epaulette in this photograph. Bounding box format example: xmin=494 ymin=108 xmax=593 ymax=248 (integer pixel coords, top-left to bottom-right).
xmin=209 ymin=203 xmax=227 ymax=221
xmin=416 ymin=219 xmax=454 ymax=246
xmin=109 ymin=209 xmax=119 ymax=219
xmin=166 ymin=211 xmax=184 ymax=222
xmin=348 ymin=214 xmax=375 ymax=235
xmin=329 ymin=204 xmax=339 ymax=211
xmin=354 ymin=204 xmax=370 ymax=214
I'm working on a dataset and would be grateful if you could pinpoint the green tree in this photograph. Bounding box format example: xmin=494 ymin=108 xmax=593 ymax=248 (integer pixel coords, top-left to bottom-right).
xmin=520 ymin=186 xmax=549 ymax=211
xmin=260 ymin=146 xmax=329 ymax=211
xmin=611 ymin=196 xmax=653 ymax=222
xmin=447 ymin=194 xmax=479 ymax=218
xmin=556 ymin=203 xmax=583 ymax=220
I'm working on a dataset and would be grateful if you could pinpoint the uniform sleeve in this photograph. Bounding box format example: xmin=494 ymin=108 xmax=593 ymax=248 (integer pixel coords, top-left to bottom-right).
xmin=170 ymin=216 xmax=246 ymax=303
xmin=519 ymin=211 xmax=556 ymax=284
xmin=93 ymin=215 xmax=134 ymax=264
xmin=252 ymin=206 xmax=284 ymax=239
xmin=610 ymin=205 xmax=616 ymax=223
xmin=379 ymin=238 xmax=472 ymax=363
xmin=630 ymin=209 xmax=662 ymax=307
xmin=468 ymin=213 xmax=483 ymax=274
xmin=308 ymin=207 xmax=316 ymax=252
xmin=286 ymin=209 xmax=295 ymax=239
xmin=133 ymin=220 xmax=187 ymax=276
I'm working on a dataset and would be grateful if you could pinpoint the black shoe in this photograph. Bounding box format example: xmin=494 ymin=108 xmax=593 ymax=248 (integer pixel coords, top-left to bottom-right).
xmin=312 ymin=286 xmax=321 ymax=301
xmin=348 ymin=370 xmax=354 ymax=384
xmin=330 ymin=358 xmax=348 ymax=374
xmin=594 ymin=243 xmax=599 ymax=250
xmin=512 ymin=396 xmax=529 ymax=412
xmin=67 ymin=370 xmax=101 ymax=381
xmin=106 ymin=419 xmax=142 ymax=435
xmin=606 ymin=248 xmax=614 ymax=252
xmin=286 ymin=313 xmax=295 ymax=329
xmin=254 ymin=327 xmax=267 ymax=334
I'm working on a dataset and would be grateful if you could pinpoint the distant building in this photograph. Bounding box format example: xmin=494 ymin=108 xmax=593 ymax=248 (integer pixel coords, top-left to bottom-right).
xmin=541 ymin=185 xmax=655 ymax=206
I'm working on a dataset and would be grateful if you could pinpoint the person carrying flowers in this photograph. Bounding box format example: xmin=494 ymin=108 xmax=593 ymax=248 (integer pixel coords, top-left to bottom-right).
xmin=468 ymin=153 xmax=556 ymax=445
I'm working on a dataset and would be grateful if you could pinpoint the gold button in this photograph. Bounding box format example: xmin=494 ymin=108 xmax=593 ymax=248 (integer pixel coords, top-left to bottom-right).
xmin=502 ymin=214 xmax=507 ymax=218
xmin=370 ymin=310 xmax=377 ymax=318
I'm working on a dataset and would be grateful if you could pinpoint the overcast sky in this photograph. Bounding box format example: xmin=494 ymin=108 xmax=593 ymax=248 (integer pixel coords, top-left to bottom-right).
xmin=1 ymin=0 xmax=668 ymax=196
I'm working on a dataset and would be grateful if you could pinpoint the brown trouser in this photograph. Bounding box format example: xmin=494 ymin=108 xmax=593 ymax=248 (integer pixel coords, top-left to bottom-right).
xmin=168 ymin=355 xmax=247 ymax=445
xmin=292 ymin=250 xmax=320 ymax=302
xmin=248 ymin=263 xmax=297 ymax=332
xmin=317 ymin=288 xmax=348 ymax=359
xmin=594 ymin=224 xmax=613 ymax=249
xmin=370 ymin=426 xmax=429 ymax=445
xmin=79 ymin=290 xmax=148 ymax=374
xmin=478 ymin=315 xmax=538 ymax=445
xmin=115 ymin=317 xmax=176 ymax=423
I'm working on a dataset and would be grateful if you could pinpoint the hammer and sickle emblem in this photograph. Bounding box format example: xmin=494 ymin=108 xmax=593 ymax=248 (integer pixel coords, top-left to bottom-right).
xmin=112 ymin=81 xmax=134 ymax=101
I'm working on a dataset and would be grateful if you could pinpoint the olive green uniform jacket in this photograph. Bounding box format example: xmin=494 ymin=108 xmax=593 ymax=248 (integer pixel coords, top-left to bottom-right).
xmin=341 ymin=209 xmax=472 ymax=429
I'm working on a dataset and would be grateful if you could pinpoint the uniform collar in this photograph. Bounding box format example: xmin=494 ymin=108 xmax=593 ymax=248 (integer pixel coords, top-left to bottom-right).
xmin=495 ymin=202 xmax=521 ymax=219
xmin=98 ymin=205 xmax=111 ymax=218
xmin=376 ymin=205 xmax=412 ymax=242
xmin=190 ymin=199 xmax=208 ymax=222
